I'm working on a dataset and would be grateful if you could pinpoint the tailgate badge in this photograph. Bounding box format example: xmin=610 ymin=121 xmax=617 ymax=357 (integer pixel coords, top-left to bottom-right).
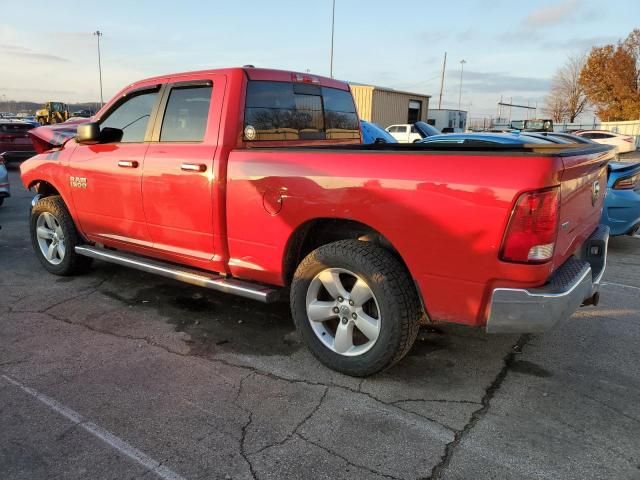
xmin=591 ymin=181 xmax=600 ymax=206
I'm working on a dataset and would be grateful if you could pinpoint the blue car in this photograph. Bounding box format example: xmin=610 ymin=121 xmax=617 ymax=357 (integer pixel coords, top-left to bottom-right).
xmin=360 ymin=120 xmax=397 ymax=144
xmin=418 ymin=132 xmax=557 ymax=145
xmin=419 ymin=132 xmax=640 ymax=237
xmin=603 ymin=162 xmax=640 ymax=236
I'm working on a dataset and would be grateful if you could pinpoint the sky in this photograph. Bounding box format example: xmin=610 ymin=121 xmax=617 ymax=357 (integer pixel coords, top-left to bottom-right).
xmin=0 ymin=0 xmax=638 ymax=120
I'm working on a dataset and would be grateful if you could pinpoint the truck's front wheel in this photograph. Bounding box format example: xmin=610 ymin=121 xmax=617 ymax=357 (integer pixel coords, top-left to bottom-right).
xmin=30 ymin=196 xmax=92 ymax=275
xmin=290 ymin=240 xmax=421 ymax=376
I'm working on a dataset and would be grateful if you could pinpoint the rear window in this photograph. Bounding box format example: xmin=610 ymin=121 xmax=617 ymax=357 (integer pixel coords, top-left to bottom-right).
xmin=243 ymin=81 xmax=360 ymax=142
xmin=581 ymin=132 xmax=614 ymax=139
xmin=0 ymin=123 xmax=32 ymax=133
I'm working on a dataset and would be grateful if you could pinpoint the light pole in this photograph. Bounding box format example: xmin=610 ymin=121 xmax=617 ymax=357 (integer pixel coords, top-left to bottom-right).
xmin=94 ymin=30 xmax=104 ymax=107
xmin=329 ymin=0 xmax=336 ymax=78
xmin=457 ymin=59 xmax=466 ymax=111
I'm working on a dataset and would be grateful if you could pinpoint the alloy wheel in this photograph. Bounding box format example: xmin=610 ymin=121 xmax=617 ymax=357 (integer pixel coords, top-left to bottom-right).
xmin=305 ymin=268 xmax=381 ymax=356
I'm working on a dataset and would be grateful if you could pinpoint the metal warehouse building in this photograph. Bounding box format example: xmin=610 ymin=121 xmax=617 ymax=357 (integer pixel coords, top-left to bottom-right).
xmin=349 ymin=84 xmax=430 ymax=128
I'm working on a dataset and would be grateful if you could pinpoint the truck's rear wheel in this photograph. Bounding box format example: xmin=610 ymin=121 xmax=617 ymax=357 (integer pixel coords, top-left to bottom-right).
xmin=290 ymin=240 xmax=421 ymax=376
xmin=30 ymin=196 xmax=92 ymax=275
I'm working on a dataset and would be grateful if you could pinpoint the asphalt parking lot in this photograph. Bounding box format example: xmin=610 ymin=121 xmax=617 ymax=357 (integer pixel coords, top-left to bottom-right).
xmin=1 ymin=166 xmax=639 ymax=480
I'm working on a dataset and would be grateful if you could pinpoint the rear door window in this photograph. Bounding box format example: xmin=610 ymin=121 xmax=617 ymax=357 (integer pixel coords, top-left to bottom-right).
xmin=244 ymin=80 xmax=360 ymax=141
xmin=160 ymin=85 xmax=212 ymax=142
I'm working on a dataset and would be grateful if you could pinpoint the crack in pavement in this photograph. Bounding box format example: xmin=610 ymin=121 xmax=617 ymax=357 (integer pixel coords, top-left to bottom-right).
xmin=295 ymin=432 xmax=402 ymax=480
xmin=239 ymin=411 xmax=257 ymax=480
xmin=391 ymin=398 xmax=481 ymax=406
xmin=249 ymin=387 xmax=329 ymax=456
xmin=427 ymin=334 xmax=531 ymax=480
xmin=7 ymin=273 xmax=115 ymax=316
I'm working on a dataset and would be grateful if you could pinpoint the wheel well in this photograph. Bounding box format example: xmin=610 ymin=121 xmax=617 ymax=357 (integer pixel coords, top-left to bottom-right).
xmin=29 ymin=180 xmax=60 ymax=197
xmin=283 ymin=218 xmax=408 ymax=285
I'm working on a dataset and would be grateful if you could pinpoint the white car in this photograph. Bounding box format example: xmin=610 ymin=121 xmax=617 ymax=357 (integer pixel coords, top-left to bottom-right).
xmin=575 ymin=130 xmax=637 ymax=154
xmin=386 ymin=124 xmax=423 ymax=143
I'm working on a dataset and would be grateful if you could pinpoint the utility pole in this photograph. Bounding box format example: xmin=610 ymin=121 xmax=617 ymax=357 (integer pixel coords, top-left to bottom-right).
xmin=94 ymin=30 xmax=104 ymax=107
xmin=329 ymin=0 xmax=336 ymax=78
xmin=457 ymin=59 xmax=466 ymax=111
xmin=438 ymin=52 xmax=447 ymax=109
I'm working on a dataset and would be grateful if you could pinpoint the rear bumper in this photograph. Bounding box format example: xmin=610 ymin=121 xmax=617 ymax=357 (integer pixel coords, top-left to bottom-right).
xmin=486 ymin=225 xmax=609 ymax=334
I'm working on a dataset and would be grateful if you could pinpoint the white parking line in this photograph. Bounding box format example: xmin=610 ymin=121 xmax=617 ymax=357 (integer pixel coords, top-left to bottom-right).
xmin=602 ymin=281 xmax=640 ymax=291
xmin=1 ymin=375 xmax=187 ymax=480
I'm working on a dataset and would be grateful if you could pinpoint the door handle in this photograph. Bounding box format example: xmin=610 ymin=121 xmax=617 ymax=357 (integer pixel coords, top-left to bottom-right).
xmin=118 ymin=160 xmax=139 ymax=168
xmin=181 ymin=163 xmax=207 ymax=172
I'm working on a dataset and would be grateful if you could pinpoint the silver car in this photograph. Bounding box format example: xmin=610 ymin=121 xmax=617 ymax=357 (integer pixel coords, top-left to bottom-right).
xmin=0 ymin=155 xmax=10 ymax=206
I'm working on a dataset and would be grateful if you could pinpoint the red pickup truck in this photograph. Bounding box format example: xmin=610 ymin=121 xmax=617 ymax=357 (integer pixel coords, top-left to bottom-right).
xmin=21 ymin=67 xmax=611 ymax=376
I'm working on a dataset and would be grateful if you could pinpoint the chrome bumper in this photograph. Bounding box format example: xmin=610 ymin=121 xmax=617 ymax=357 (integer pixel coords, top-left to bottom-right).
xmin=486 ymin=225 xmax=609 ymax=334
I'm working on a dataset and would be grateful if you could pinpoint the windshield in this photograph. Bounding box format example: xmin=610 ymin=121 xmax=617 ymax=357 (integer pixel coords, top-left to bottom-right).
xmin=361 ymin=121 xmax=397 ymax=144
xmin=414 ymin=121 xmax=441 ymax=137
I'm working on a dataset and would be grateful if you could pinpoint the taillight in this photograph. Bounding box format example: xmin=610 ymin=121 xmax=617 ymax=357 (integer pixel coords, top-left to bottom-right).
xmin=500 ymin=187 xmax=560 ymax=264
xmin=291 ymin=72 xmax=320 ymax=84
xmin=613 ymin=173 xmax=639 ymax=190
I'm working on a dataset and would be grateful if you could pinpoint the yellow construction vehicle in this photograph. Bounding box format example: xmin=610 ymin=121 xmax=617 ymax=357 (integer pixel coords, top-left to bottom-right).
xmin=35 ymin=102 xmax=70 ymax=125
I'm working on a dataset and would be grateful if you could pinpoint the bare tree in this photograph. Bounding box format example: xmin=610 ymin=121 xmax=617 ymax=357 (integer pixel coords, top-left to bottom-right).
xmin=542 ymin=86 xmax=567 ymax=122
xmin=544 ymin=54 xmax=589 ymax=123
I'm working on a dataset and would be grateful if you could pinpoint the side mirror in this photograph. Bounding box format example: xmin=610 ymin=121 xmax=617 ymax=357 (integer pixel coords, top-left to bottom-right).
xmin=77 ymin=123 xmax=123 ymax=144
xmin=76 ymin=122 xmax=101 ymax=144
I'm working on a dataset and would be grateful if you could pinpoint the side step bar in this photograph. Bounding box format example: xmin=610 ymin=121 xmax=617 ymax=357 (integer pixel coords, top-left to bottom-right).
xmin=75 ymin=246 xmax=280 ymax=303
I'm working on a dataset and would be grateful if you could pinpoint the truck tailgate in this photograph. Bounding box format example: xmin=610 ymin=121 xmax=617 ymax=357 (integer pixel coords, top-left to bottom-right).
xmin=554 ymin=146 xmax=613 ymax=268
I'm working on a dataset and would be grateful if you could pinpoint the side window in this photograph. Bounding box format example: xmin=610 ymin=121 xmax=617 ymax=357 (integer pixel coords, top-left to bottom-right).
xmin=100 ymin=90 xmax=158 ymax=143
xmin=160 ymin=85 xmax=212 ymax=142
xmin=410 ymin=125 xmax=418 ymax=133
xmin=388 ymin=126 xmax=398 ymax=132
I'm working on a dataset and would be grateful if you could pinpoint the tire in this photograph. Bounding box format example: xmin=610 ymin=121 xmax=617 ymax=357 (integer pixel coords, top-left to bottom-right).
xmin=38 ymin=117 xmax=47 ymax=126
xmin=30 ymin=195 xmax=92 ymax=275
xmin=290 ymin=240 xmax=421 ymax=376
xmin=0 ymin=197 xmax=4 ymax=207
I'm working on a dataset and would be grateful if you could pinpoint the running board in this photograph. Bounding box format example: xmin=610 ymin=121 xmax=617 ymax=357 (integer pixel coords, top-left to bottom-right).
xmin=75 ymin=245 xmax=280 ymax=303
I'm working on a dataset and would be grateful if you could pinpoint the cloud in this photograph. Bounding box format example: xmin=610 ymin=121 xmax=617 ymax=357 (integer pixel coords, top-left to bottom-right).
xmin=417 ymin=30 xmax=448 ymax=43
xmin=453 ymin=70 xmax=550 ymax=94
xmin=541 ymin=35 xmax=619 ymax=50
xmin=0 ymin=43 xmax=69 ymax=62
xmin=455 ymin=29 xmax=477 ymax=43
xmin=0 ymin=86 xmax=75 ymax=95
xmin=522 ymin=0 xmax=580 ymax=28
